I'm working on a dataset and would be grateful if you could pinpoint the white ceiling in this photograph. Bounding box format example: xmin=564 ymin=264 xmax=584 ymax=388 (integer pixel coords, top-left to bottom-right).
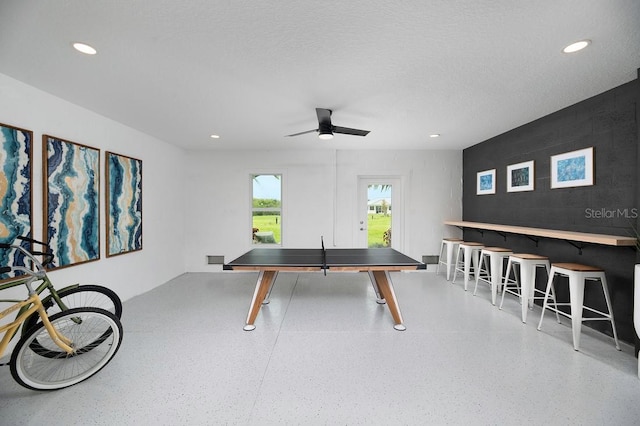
xmin=1 ymin=0 xmax=639 ymax=151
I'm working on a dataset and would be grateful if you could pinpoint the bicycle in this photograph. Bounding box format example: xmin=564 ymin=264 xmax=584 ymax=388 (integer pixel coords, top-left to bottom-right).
xmin=0 ymin=256 xmax=123 ymax=390
xmin=0 ymin=236 xmax=122 ymax=343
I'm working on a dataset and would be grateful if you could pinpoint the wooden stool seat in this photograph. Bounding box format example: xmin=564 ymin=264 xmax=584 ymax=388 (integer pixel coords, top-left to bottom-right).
xmin=551 ymin=263 xmax=603 ymax=272
xmin=510 ymin=253 xmax=548 ymax=260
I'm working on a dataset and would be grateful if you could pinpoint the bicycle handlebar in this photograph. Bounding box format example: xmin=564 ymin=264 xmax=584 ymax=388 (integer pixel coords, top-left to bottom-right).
xmin=16 ymin=235 xmax=49 ymax=248
xmin=1 ymin=236 xmax=55 ymax=272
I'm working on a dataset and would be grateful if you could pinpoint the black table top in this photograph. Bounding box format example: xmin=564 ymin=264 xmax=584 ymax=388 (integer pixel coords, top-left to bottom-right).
xmin=224 ymin=248 xmax=426 ymax=269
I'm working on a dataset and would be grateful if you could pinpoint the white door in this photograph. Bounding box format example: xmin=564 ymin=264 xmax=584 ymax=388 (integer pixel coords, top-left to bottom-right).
xmin=357 ymin=177 xmax=402 ymax=249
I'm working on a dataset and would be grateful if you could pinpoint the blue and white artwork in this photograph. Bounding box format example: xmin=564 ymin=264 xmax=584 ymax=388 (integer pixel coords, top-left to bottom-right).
xmin=479 ymin=174 xmax=493 ymax=190
xmin=511 ymin=168 xmax=529 ymax=186
xmin=551 ymin=147 xmax=593 ymax=189
xmin=0 ymin=123 xmax=32 ymax=280
xmin=476 ymin=169 xmax=496 ymax=195
xmin=45 ymin=136 xmax=100 ymax=268
xmin=507 ymin=160 xmax=534 ymax=192
xmin=106 ymin=152 xmax=142 ymax=256
xmin=557 ymin=157 xmax=585 ymax=182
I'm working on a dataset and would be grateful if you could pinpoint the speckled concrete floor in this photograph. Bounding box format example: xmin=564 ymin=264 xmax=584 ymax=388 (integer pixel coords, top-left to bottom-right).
xmin=1 ymin=270 xmax=639 ymax=425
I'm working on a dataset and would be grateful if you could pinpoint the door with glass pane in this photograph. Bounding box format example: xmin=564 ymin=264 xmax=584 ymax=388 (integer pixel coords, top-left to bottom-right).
xmin=357 ymin=177 xmax=402 ymax=249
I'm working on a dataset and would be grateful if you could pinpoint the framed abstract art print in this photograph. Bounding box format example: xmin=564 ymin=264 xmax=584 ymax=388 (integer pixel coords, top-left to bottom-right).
xmin=551 ymin=147 xmax=594 ymax=189
xmin=476 ymin=169 xmax=496 ymax=195
xmin=0 ymin=123 xmax=32 ymax=280
xmin=106 ymin=151 xmax=142 ymax=257
xmin=43 ymin=135 xmax=100 ymax=269
xmin=507 ymin=160 xmax=534 ymax=192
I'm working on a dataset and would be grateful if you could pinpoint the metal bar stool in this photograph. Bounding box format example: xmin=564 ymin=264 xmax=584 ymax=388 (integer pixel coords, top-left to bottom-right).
xmin=499 ymin=254 xmax=560 ymax=323
xmin=537 ymin=263 xmax=620 ymax=351
xmin=474 ymin=247 xmax=512 ymax=305
xmin=436 ymin=238 xmax=463 ymax=281
xmin=452 ymin=242 xmax=484 ymax=291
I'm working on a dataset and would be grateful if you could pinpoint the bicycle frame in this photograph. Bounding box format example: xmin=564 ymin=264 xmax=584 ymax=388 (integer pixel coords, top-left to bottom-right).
xmin=0 ymin=291 xmax=74 ymax=358
xmin=1 ymin=243 xmax=80 ymax=342
xmin=0 ymin=275 xmax=80 ymax=317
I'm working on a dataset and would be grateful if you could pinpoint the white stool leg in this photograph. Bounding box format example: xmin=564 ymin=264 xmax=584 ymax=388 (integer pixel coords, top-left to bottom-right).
xmin=489 ymin=254 xmax=504 ymax=305
xmin=537 ymin=267 xmax=557 ymax=330
xmin=473 ymin=252 xmax=485 ymax=295
xmin=519 ymin=261 xmax=535 ymax=323
xmin=436 ymin=241 xmax=445 ymax=276
xmin=499 ymin=258 xmax=513 ymax=309
xmin=471 ymin=249 xmax=481 ymax=288
xmin=540 ymin=261 xmax=560 ymax=323
xmin=464 ymin=247 xmax=473 ymax=290
xmin=597 ymin=272 xmax=621 ymax=350
xmin=452 ymin=246 xmax=462 ymax=284
xmin=568 ymin=271 xmax=585 ymax=351
xmin=446 ymin=242 xmax=456 ymax=281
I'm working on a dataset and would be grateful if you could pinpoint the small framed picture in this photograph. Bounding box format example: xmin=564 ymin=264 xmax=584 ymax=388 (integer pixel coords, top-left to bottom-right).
xmin=507 ymin=160 xmax=534 ymax=192
xmin=551 ymin=147 xmax=594 ymax=189
xmin=476 ymin=169 xmax=496 ymax=195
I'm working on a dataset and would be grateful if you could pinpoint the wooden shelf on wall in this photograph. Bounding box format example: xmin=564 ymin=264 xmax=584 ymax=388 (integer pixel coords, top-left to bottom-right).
xmin=444 ymin=220 xmax=637 ymax=247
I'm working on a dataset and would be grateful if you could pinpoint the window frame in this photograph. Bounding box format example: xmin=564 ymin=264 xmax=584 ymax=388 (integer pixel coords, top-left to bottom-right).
xmin=251 ymin=173 xmax=282 ymax=246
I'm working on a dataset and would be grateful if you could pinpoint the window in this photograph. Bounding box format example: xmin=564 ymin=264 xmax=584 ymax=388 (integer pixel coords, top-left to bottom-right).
xmin=252 ymin=174 xmax=281 ymax=244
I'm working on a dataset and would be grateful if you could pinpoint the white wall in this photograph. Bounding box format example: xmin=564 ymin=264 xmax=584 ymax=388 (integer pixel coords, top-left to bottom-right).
xmin=183 ymin=148 xmax=463 ymax=271
xmin=0 ymin=73 xmax=186 ymax=301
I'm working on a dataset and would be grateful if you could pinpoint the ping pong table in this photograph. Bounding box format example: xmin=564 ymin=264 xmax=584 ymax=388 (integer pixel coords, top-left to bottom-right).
xmin=224 ymin=247 xmax=426 ymax=331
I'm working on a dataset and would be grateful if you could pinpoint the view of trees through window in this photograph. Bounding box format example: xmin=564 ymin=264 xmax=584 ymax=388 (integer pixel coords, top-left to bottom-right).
xmin=252 ymin=174 xmax=281 ymax=244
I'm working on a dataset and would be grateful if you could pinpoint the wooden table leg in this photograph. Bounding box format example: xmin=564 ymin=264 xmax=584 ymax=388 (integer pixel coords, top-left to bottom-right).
xmin=244 ymin=270 xmax=278 ymax=331
xmin=371 ymin=270 xmax=406 ymax=331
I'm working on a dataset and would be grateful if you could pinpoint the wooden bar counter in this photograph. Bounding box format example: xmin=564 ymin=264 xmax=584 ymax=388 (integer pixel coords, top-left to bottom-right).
xmin=444 ymin=220 xmax=637 ymax=247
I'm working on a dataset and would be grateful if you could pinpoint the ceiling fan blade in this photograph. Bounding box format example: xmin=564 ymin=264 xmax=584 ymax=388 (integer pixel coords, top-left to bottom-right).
xmin=332 ymin=126 xmax=370 ymax=136
xmin=315 ymin=108 xmax=332 ymax=126
xmin=286 ymin=129 xmax=318 ymax=137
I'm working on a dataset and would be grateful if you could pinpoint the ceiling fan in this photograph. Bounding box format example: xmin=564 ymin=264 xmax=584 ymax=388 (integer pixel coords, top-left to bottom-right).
xmin=286 ymin=108 xmax=370 ymax=140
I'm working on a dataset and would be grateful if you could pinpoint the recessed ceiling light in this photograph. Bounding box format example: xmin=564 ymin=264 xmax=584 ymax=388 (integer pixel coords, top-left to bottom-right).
xmin=72 ymin=42 xmax=97 ymax=55
xmin=429 ymin=134 xmax=440 ymax=138
xmin=562 ymin=40 xmax=591 ymax=54
xmin=210 ymin=134 xmax=220 ymax=139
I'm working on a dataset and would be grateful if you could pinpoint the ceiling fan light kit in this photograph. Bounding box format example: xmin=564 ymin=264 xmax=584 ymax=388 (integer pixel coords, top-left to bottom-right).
xmin=318 ymin=130 xmax=334 ymax=140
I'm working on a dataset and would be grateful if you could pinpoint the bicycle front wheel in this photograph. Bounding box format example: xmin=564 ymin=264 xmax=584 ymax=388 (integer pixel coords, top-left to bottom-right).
xmin=10 ymin=307 xmax=123 ymax=391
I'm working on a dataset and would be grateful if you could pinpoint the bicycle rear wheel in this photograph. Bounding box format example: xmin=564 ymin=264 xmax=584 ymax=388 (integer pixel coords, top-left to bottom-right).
xmin=23 ymin=285 xmax=123 ymax=358
xmin=24 ymin=283 xmax=122 ymax=334
xmin=10 ymin=307 xmax=123 ymax=391
xmin=28 ymin=284 xmax=123 ymax=325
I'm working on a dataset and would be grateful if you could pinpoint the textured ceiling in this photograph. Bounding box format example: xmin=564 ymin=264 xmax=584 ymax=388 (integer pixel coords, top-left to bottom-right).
xmin=1 ymin=0 xmax=639 ymax=151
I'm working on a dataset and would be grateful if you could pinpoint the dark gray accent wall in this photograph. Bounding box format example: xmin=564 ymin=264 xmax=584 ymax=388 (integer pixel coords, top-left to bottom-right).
xmin=462 ymin=77 xmax=639 ymax=345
